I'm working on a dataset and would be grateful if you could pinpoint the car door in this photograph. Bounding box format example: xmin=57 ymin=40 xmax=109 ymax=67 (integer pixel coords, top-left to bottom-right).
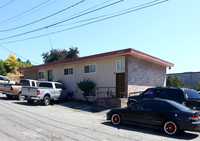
xmin=146 ymin=101 xmax=174 ymax=126
xmin=54 ymin=83 xmax=62 ymax=99
xmin=123 ymin=100 xmax=153 ymax=124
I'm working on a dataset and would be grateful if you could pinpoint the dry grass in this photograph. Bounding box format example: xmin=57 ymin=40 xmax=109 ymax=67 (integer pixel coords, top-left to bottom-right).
xmin=6 ymin=73 xmax=24 ymax=83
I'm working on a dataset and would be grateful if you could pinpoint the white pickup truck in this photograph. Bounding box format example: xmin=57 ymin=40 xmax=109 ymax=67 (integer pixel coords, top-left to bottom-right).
xmin=21 ymin=81 xmax=73 ymax=106
xmin=0 ymin=79 xmax=38 ymax=100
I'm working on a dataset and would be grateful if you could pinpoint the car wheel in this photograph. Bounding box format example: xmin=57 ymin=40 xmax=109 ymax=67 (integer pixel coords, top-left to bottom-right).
xmin=27 ymin=99 xmax=34 ymax=104
xmin=6 ymin=94 xmax=12 ymax=98
xmin=111 ymin=113 xmax=121 ymax=125
xmin=163 ymin=121 xmax=179 ymax=135
xmin=18 ymin=93 xmax=24 ymax=101
xmin=43 ymin=96 xmax=50 ymax=106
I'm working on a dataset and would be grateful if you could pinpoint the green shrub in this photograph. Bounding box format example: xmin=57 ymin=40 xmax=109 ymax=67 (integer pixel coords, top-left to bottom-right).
xmin=0 ymin=60 xmax=7 ymax=76
xmin=77 ymin=79 xmax=96 ymax=98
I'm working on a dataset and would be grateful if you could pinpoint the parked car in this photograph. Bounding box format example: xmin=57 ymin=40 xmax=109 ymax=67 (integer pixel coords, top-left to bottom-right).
xmin=21 ymin=81 xmax=73 ymax=106
xmin=1 ymin=79 xmax=39 ymax=100
xmin=127 ymin=87 xmax=200 ymax=110
xmin=107 ymin=99 xmax=200 ymax=135
xmin=0 ymin=75 xmax=16 ymax=85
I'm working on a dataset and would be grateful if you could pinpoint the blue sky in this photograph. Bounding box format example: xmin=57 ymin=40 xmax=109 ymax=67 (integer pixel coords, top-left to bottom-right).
xmin=0 ymin=0 xmax=199 ymax=74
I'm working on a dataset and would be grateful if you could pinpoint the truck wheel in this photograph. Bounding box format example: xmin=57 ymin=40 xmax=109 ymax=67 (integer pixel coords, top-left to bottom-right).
xmin=6 ymin=94 xmax=12 ymax=98
xmin=27 ymin=100 xmax=34 ymax=104
xmin=18 ymin=93 xmax=24 ymax=101
xmin=43 ymin=96 xmax=50 ymax=106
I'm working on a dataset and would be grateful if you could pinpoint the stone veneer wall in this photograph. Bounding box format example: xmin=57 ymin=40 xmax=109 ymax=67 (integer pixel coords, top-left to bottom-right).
xmin=94 ymin=98 xmax=128 ymax=108
xmin=126 ymin=56 xmax=166 ymax=95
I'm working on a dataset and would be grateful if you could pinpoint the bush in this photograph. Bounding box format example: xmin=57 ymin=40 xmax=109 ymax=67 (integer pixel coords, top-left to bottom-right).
xmin=77 ymin=79 xmax=96 ymax=98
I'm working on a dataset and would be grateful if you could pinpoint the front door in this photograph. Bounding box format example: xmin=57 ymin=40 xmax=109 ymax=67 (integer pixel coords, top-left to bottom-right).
xmin=48 ymin=70 xmax=53 ymax=81
xmin=116 ymin=73 xmax=125 ymax=98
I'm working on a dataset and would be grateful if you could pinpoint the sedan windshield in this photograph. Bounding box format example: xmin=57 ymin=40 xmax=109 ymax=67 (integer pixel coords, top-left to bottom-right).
xmin=168 ymin=100 xmax=191 ymax=111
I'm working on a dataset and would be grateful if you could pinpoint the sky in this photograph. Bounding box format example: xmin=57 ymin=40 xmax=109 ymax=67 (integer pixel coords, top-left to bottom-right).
xmin=0 ymin=0 xmax=199 ymax=74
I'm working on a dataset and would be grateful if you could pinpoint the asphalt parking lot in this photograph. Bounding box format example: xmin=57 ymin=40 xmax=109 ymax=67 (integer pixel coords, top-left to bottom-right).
xmin=0 ymin=93 xmax=200 ymax=141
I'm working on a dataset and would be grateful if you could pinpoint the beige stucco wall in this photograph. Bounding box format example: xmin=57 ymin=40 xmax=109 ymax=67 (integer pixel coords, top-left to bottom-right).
xmin=23 ymin=69 xmax=38 ymax=80
xmin=29 ymin=54 xmax=167 ymax=100
xmin=126 ymin=56 xmax=166 ymax=95
xmin=38 ymin=56 xmax=125 ymax=100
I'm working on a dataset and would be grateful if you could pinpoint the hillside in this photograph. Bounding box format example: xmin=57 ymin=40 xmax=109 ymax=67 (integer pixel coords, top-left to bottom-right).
xmin=6 ymin=73 xmax=24 ymax=83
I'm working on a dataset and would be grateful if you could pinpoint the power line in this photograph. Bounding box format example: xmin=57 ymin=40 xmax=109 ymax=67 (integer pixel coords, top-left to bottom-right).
xmin=0 ymin=0 xmax=169 ymax=44
xmin=0 ymin=0 xmax=125 ymax=40
xmin=0 ymin=0 xmax=15 ymax=10
xmin=54 ymin=0 xmax=160 ymax=28
xmin=0 ymin=0 xmax=86 ymax=32
xmin=0 ymin=0 xmax=52 ymax=26
xmin=0 ymin=44 xmax=40 ymax=65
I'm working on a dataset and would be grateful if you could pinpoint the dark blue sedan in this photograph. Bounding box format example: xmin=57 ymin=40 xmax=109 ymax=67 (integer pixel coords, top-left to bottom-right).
xmin=107 ymin=99 xmax=200 ymax=135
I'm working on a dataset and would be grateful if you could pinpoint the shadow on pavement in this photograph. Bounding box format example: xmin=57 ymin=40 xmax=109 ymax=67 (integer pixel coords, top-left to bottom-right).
xmin=102 ymin=122 xmax=199 ymax=140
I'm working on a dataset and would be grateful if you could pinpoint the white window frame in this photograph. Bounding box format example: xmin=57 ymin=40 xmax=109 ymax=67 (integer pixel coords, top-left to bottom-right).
xmin=38 ymin=71 xmax=45 ymax=80
xmin=64 ymin=67 xmax=74 ymax=76
xmin=83 ymin=64 xmax=96 ymax=74
xmin=116 ymin=60 xmax=125 ymax=71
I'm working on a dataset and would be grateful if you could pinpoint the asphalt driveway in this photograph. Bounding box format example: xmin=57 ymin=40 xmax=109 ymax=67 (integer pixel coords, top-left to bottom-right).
xmin=0 ymin=93 xmax=200 ymax=141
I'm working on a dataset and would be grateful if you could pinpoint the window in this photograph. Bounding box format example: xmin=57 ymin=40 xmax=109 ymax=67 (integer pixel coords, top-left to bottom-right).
xmin=64 ymin=67 xmax=74 ymax=75
xmin=84 ymin=64 xmax=96 ymax=74
xmin=116 ymin=60 xmax=125 ymax=71
xmin=38 ymin=71 xmax=45 ymax=80
xmin=55 ymin=83 xmax=62 ymax=89
xmin=39 ymin=82 xmax=52 ymax=88
xmin=32 ymin=81 xmax=35 ymax=87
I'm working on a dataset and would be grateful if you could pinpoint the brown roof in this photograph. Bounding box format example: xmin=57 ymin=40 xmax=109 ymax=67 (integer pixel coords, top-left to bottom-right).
xmin=18 ymin=48 xmax=174 ymax=71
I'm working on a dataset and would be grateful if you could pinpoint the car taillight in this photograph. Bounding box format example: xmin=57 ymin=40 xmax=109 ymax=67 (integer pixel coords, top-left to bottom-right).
xmin=11 ymin=86 xmax=13 ymax=91
xmin=189 ymin=115 xmax=199 ymax=121
xmin=37 ymin=90 xmax=40 ymax=95
xmin=182 ymin=102 xmax=186 ymax=106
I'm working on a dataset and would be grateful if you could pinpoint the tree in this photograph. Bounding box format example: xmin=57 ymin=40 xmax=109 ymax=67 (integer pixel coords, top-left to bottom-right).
xmin=17 ymin=58 xmax=32 ymax=69
xmin=166 ymin=75 xmax=185 ymax=87
xmin=194 ymin=81 xmax=200 ymax=91
xmin=4 ymin=54 xmax=18 ymax=74
xmin=42 ymin=47 xmax=79 ymax=64
xmin=0 ymin=60 xmax=7 ymax=76
xmin=66 ymin=47 xmax=79 ymax=59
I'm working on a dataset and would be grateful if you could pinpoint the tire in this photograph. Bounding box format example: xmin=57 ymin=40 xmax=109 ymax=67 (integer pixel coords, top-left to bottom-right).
xmin=27 ymin=99 xmax=34 ymax=104
xmin=6 ymin=94 xmax=12 ymax=98
xmin=18 ymin=93 xmax=24 ymax=101
xmin=43 ymin=96 xmax=50 ymax=106
xmin=163 ymin=121 xmax=179 ymax=135
xmin=111 ymin=113 xmax=121 ymax=125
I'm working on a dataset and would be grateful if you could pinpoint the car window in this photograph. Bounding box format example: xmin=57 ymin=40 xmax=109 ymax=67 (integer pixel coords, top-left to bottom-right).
xmin=167 ymin=100 xmax=191 ymax=111
xmin=133 ymin=100 xmax=153 ymax=110
xmin=183 ymin=89 xmax=200 ymax=99
xmin=165 ymin=89 xmax=184 ymax=101
xmin=142 ymin=89 xmax=154 ymax=98
xmin=39 ymin=83 xmax=53 ymax=88
xmin=20 ymin=80 xmax=30 ymax=86
xmin=154 ymin=89 xmax=166 ymax=98
xmin=153 ymin=101 xmax=175 ymax=111
xmin=55 ymin=84 xmax=62 ymax=89
xmin=32 ymin=81 xmax=35 ymax=87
